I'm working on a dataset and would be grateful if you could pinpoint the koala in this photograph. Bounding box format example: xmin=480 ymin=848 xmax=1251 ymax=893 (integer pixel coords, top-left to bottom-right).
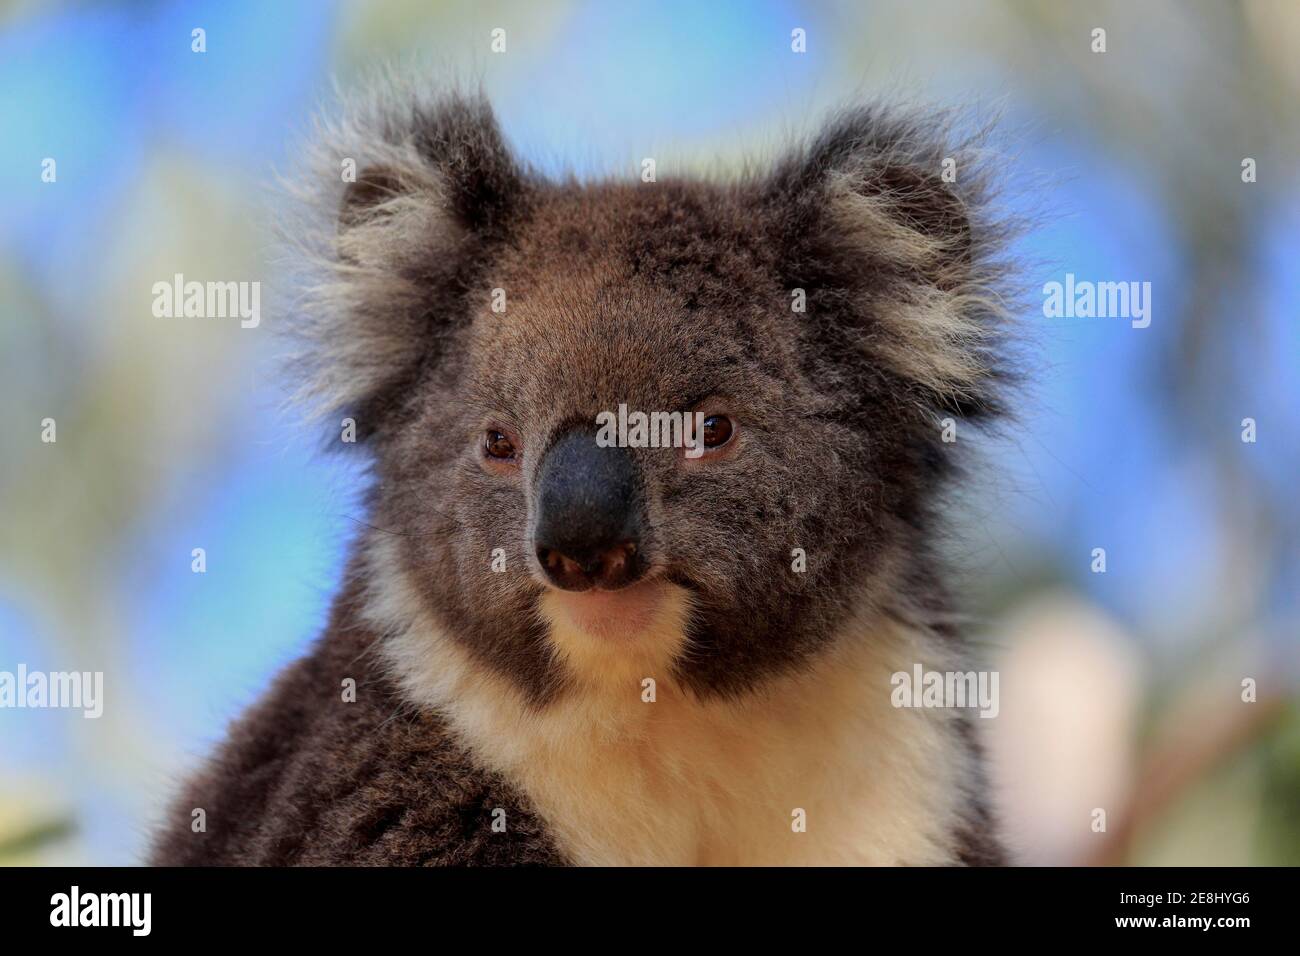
xmin=151 ymin=80 xmax=1015 ymax=866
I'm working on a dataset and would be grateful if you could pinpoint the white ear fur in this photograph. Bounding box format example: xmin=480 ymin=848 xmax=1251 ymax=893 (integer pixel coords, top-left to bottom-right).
xmin=277 ymin=76 xmax=524 ymax=429
xmin=769 ymin=104 xmax=1022 ymax=422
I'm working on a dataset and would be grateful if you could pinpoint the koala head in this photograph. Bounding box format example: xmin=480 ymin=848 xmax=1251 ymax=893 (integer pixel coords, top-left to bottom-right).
xmin=290 ymin=88 xmax=1013 ymax=703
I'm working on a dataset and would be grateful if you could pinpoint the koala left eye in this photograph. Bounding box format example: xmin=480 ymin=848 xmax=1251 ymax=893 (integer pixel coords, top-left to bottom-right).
xmin=701 ymin=415 xmax=734 ymax=448
xmin=485 ymin=429 xmax=517 ymax=460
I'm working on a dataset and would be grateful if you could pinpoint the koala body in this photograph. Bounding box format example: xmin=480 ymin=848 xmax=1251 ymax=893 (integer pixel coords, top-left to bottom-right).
xmin=152 ymin=83 xmax=1013 ymax=866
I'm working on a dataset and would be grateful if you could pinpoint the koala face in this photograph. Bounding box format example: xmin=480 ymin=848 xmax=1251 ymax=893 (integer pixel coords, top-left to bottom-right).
xmin=295 ymin=93 xmax=1011 ymax=701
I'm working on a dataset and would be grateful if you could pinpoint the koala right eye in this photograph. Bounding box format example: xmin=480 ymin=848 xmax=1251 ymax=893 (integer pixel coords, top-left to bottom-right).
xmin=485 ymin=430 xmax=517 ymax=461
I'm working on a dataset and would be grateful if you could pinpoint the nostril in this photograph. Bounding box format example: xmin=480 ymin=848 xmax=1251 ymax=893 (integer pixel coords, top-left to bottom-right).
xmin=597 ymin=541 xmax=638 ymax=587
xmin=536 ymin=541 xmax=643 ymax=591
xmin=536 ymin=545 xmax=595 ymax=591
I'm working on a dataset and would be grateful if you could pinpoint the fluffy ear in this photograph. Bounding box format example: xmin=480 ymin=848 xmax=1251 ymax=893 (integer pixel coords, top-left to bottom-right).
xmin=763 ymin=105 xmax=1015 ymax=423
xmin=287 ymin=87 xmax=530 ymax=437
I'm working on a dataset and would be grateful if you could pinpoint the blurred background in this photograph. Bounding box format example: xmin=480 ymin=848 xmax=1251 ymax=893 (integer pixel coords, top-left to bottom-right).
xmin=1 ymin=0 xmax=1296 ymax=865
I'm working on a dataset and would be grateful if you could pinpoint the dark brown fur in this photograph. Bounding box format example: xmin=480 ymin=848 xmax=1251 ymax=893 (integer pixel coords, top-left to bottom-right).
xmin=153 ymin=574 xmax=563 ymax=866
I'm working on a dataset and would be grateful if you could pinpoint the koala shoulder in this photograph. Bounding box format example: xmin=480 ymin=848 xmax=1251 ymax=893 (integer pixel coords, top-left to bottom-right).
xmin=150 ymin=584 xmax=564 ymax=866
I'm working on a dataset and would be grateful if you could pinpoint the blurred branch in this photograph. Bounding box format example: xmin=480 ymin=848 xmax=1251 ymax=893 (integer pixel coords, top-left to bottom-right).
xmin=0 ymin=816 xmax=76 ymax=862
xmin=1085 ymin=695 xmax=1288 ymax=866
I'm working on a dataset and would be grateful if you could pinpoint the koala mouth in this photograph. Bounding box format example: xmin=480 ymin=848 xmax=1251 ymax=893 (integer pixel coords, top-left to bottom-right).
xmin=544 ymin=576 xmax=672 ymax=640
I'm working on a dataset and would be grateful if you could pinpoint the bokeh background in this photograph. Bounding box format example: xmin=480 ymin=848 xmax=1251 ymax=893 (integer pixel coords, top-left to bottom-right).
xmin=1 ymin=0 xmax=1297 ymax=865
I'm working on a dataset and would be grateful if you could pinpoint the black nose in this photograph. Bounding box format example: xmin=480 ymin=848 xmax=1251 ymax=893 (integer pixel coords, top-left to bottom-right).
xmin=533 ymin=428 xmax=645 ymax=591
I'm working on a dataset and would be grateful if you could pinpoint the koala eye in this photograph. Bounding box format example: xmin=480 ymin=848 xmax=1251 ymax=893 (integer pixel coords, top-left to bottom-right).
xmin=485 ymin=430 xmax=517 ymax=461
xmin=702 ymin=415 xmax=734 ymax=448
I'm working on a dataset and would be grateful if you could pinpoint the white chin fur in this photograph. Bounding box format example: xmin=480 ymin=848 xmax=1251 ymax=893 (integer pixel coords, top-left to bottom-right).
xmin=364 ymin=531 xmax=976 ymax=865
